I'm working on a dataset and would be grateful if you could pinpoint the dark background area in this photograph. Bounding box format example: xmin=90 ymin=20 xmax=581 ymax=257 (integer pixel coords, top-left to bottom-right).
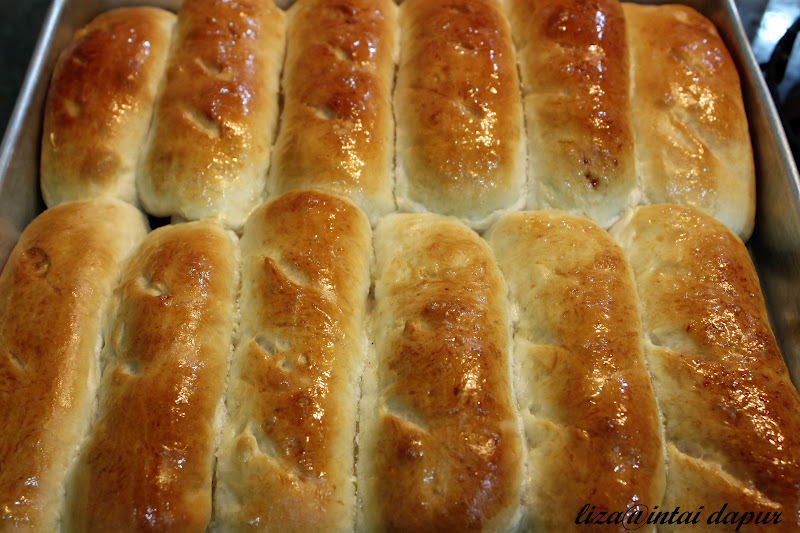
xmin=0 ymin=0 xmax=51 ymax=136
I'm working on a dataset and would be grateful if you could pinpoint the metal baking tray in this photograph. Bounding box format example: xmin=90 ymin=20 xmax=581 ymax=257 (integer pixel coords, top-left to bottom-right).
xmin=2 ymin=0 xmax=799 ymax=386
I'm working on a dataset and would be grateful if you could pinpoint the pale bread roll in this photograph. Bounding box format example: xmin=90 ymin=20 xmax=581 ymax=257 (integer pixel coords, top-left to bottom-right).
xmin=624 ymin=4 xmax=756 ymax=240
xmin=394 ymin=0 xmax=525 ymax=229
xmin=359 ymin=213 xmax=523 ymax=532
xmin=485 ymin=210 xmax=665 ymax=532
xmin=0 ymin=199 xmax=148 ymax=531
xmin=41 ymin=7 xmax=175 ymax=207
xmin=508 ymin=0 xmax=637 ymax=229
xmin=612 ymin=205 xmax=800 ymax=531
xmin=138 ymin=0 xmax=285 ymax=230
xmin=64 ymin=221 xmax=238 ymax=533
xmin=269 ymin=0 xmax=397 ymax=225
xmin=215 ymin=190 xmax=371 ymax=532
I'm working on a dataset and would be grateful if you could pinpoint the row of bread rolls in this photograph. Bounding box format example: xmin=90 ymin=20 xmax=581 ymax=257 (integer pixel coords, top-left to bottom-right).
xmin=40 ymin=0 xmax=755 ymax=237
xmin=1 ymin=190 xmax=797 ymax=532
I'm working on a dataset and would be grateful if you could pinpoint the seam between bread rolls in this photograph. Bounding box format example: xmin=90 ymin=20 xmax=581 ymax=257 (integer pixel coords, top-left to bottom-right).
xmin=264 ymin=0 xmax=290 ymax=202
xmin=608 ymin=208 xmax=671 ymax=504
xmin=134 ymin=12 xmax=180 ymax=211
xmin=501 ymin=267 xmax=528 ymax=533
xmin=353 ymin=236 xmax=377 ymax=531
xmin=209 ymin=226 xmax=242 ymax=533
xmin=58 ymin=244 xmax=131 ymax=533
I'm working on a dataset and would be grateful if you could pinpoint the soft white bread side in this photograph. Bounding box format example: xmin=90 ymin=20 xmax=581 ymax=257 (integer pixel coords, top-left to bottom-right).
xmin=507 ymin=0 xmax=637 ymax=229
xmin=0 ymin=199 xmax=148 ymax=531
xmin=138 ymin=0 xmax=285 ymax=230
xmin=359 ymin=213 xmax=523 ymax=532
xmin=64 ymin=221 xmax=238 ymax=533
xmin=215 ymin=190 xmax=371 ymax=532
xmin=624 ymin=4 xmax=756 ymax=240
xmin=41 ymin=7 xmax=175 ymax=207
xmin=612 ymin=205 xmax=800 ymax=531
xmin=269 ymin=0 xmax=397 ymax=225
xmin=394 ymin=0 xmax=525 ymax=229
xmin=485 ymin=210 xmax=665 ymax=532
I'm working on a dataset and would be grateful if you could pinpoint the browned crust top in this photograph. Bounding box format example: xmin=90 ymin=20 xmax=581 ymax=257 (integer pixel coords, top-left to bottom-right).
xmin=487 ymin=211 xmax=665 ymax=528
xmin=511 ymin=0 xmax=635 ymax=202
xmin=397 ymin=0 xmax=523 ymax=214
xmin=620 ymin=205 xmax=800 ymax=521
xmin=67 ymin=222 xmax=236 ymax=532
xmin=0 ymin=200 xmax=145 ymax=529
xmin=143 ymin=0 xmax=283 ymax=204
xmin=624 ymin=4 xmax=755 ymax=238
xmin=271 ymin=0 xmax=395 ymax=206
xmin=41 ymin=8 xmax=174 ymax=199
xmin=372 ymin=215 xmax=521 ymax=532
xmin=224 ymin=190 xmax=371 ymax=530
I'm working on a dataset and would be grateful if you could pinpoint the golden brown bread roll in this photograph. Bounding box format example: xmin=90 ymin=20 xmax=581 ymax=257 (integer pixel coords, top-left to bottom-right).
xmin=612 ymin=205 xmax=800 ymax=531
xmin=269 ymin=0 xmax=397 ymax=225
xmin=214 ymin=190 xmax=371 ymax=532
xmin=0 ymin=199 xmax=147 ymax=531
xmin=64 ymin=221 xmax=238 ymax=533
xmin=508 ymin=0 xmax=637 ymax=229
xmin=40 ymin=7 xmax=175 ymax=207
xmin=359 ymin=213 xmax=523 ymax=532
xmin=138 ymin=0 xmax=285 ymax=230
xmin=624 ymin=4 xmax=756 ymax=240
xmin=394 ymin=0 xmax=525 ymax=228
xmin=485 ymin=210 xmax=665 ymax=532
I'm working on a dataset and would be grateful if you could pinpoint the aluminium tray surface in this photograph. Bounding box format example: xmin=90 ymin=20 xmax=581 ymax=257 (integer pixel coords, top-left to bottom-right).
xmin=1 ymin=0 xmax=799 ymax=386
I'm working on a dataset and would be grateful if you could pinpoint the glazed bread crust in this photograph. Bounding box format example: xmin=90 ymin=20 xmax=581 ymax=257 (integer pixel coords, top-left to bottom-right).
xmin=486 ymin=210 xmax=665 ymax=532
xmin=624 ymin=4 xmax=756 ymax=240
xmin=359 ymin=213 xmax=523 ymax=532
xmin=41 ymin=7 xmax=175 ymax=207
xmin=270 ymin=0 xmax=397 ymax=225
xmin=508 ymin=0 xmax=636 ymax=229
xmin=0 ymin=199 xmax=147 ymax=531
xmin=215 ymin=190 xmax=371 ymax=533
xmin=395 ymin=0 xmax=524 ymax=228
xmin=612 ymin=205 xmax=800 ymax=531
xmin=138 ymin=0 xmax=285 ymax=230
xmin=65 ymin=221 xmax=238 ymax=533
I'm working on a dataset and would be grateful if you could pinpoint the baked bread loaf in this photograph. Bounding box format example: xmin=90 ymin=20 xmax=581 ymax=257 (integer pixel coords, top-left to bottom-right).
xmin=612 ymin=204 xmax=800 ymax=531
xmin=215 ymin=190 xmax=371 ymax=532
xmin=394 ymin=0 xmax=525 ymax=228
xmin=269 ymin=0 xmax=397 ymax=225
xmin=359 ymin=213 xmax=523 ymax=532
xmin=64 ymin=221 xmax=238 ymax=533
xmin=508 ymin=0 xmax=636 ymax=229
xmin=624 ymin=4 xmax=756 ymax=240
xmin=40 ymin=7 xmax=175 ymax=207
xmin=138 ymin=0 xmax=284 ymax=230
xmin=486 ymin=210 xmax=665 ymax=532
xmin=0 ymin=199 xmax=147 ymax=531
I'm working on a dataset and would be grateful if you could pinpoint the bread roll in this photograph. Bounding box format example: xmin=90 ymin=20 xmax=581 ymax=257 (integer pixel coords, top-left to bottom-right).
xmin=0 ymin=199 xmax=147 ymax=531
xmin=485 ymin=210 xmax=665 ymax=532
xmin=394 ymin=0 xmax=524 ymax=228
xmin=41 ymin=7 xmax=175 ymax=207
xmin=64 ymin=221 xmax=238 ymax=533
xmin=624 ymin=4 xmax=756 ymax=240
xmin=138 ymin=0 xmax=284 ymax=230
xmin=269 ymin=0 xmax=397 ymax=225
xmin=359 ymin=213 xmax=523 ymax=532
xmin=612 ymin=205 xmax=800 ymax=531
xmin=507 ymin=0 xmax=636 ymax=229
xmin=215 ymin=190 xmax=371 ymax=532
